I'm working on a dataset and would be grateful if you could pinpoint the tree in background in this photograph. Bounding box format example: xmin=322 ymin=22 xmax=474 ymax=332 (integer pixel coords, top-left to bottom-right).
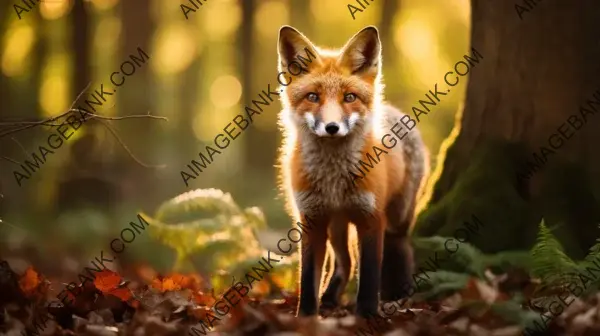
xmin=415 ymin=0 xmax=600 ymax=259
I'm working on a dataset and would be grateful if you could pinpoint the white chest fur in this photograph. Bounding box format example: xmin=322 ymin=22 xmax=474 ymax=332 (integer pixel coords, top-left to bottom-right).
xmin=292 ymin=133 xmax=377 ymax=216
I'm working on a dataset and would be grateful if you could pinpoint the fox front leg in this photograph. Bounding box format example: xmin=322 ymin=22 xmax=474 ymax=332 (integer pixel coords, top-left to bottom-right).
xmin=296 ymin=214 xmax=329 ymax=316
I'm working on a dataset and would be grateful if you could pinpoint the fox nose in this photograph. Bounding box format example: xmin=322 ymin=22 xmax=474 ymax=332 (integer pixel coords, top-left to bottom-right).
xmin=325 ymin=123 xmax=339 ymax=135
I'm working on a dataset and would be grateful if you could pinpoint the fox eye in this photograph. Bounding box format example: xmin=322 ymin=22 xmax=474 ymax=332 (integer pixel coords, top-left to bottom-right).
xmin=306 ymin=93 xmax=319 ymax=103
xmin=344 ymin=93 xmax=357 ymax=103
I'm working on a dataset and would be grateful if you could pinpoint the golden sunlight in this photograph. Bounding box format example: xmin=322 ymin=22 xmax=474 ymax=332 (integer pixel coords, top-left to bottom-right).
xmin=210 ymin=75 xmax=242 ymax=109
xmin=151 ymin=23 xmax=198 ymax=76
xmin=255 ymin=1 xmax=289 ymax=39
xmin=39 ymin=53 xmax=70 ymax=118
xmin=40 ymin=0 xmax=72 ymax=20
xmin=1 ymin=25 xmax=35 ymax=78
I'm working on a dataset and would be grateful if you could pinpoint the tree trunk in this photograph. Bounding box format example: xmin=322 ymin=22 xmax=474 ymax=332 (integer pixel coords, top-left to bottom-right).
xmin=240 ymin=0 xmax=257 ymax=169
xmin=71 ymin=0 xmax=90 ymax=103
xmin=415 ymin=0 xmax=600 ymax=259
xmin=380 ymin=0 xmax=399 ymax=72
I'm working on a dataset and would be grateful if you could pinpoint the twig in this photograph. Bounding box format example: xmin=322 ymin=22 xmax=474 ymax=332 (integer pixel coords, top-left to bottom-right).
xmin=0 ymin=84 xmax=168 ymax=171
xmin=68 ymin=82 xmax=93 ymax=114
xmin=0 ymin=138 xmax=29 ymax=168
xmin=11 ymin=137 xmax=28 ymax=157
xmin=94 ymin=119 xmax=167 ymax=169
xmin=0 ymin=119 xmax=69 ymax=126
xmin=71 ymin=108 xmax=168 ymax=122
xmin=1 ymin=156 xmax=22 ymax=166
xmin=0 ymin=110 xmax=168 ymax=130
xmin=0 ymin=110 xmax=73 ymax=138
xmin=0 ymin=82 xmax=167 ymax=138
xmin=0 ymin=83 xmax=92 ymax=137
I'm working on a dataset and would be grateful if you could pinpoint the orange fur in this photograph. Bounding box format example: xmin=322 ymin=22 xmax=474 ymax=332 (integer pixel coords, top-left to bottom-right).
xmin=275 ymin=25 xmax=427 ymax=317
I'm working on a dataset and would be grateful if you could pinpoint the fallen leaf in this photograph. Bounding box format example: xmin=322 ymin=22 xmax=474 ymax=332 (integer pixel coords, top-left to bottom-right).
xmin=106 ymin=287 xmax=132 ymax=302
xmin=19 ymin=266 xmax=41 ymax=296
xmin=94 ymin=270 xmax=123 ymax=292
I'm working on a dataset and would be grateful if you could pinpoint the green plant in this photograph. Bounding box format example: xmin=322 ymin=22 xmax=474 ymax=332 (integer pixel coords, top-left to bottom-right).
xmin=529 ymin=220 xmax=600 ymax=301
xmin=142 ymin=188 xmax=267 ymax=273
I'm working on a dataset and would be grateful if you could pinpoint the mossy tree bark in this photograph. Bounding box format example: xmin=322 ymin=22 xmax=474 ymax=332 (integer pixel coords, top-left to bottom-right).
xmin=414 ymin=0 xmax=600 ymax=259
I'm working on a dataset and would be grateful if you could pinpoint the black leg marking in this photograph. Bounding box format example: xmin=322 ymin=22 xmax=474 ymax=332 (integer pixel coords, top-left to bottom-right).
xmin=298 ymin=246 xmax=319 ymax=316
xmin=297 ymin=215 xmax=328 ymax=316
xmin=356 ymin=230 xmax=382 ymax=317
xmin=381 ymin=232 xmax=414 ymax=301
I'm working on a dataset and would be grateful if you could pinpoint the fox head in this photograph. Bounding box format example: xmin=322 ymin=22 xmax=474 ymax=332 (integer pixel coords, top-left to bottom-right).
xmin=277 ymin=26 xmax=383 ymax=138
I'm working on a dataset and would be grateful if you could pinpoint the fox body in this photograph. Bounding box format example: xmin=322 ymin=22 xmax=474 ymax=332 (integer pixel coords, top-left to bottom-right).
xmin=276 ymin=26 xmax=428 ymax=317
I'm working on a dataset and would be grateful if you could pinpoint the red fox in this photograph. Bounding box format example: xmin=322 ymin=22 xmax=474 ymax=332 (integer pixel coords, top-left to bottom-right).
xmin=276 ymin=25 xmax=428 ymax=317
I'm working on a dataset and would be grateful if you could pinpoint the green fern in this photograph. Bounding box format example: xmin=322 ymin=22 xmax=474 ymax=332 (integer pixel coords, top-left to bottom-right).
xmin=528 ymin=220 xmax=600 ymax=313
xmin=530 ymin=221 xmax=581 ymax=289
xmin=581 ymin=224 xmax=600 ymax=267
xmin=155 ymin=188 xmax=242 ymax=223
xmin=144 ymin=188 xmax=267 ymax=272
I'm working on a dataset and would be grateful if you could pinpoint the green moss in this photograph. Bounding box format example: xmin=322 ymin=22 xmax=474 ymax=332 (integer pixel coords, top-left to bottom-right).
xmin=413 ymin=139 xmax=600 ymax=258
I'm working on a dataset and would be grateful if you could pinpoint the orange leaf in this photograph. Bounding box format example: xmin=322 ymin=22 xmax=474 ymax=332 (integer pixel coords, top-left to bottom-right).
xmin=151 ymin=273 xmax=203 ymax=292
xmin=107 ymin=287 xmax=132 ymax=302
xmin=151 ymin=277 xmax=163 ymax=291
xmin=180 ymin=274 xmax=203 ymax=292
xmin=192 ymin=291 xmax=216 ymax=306
xmin=19 ymin=266 xmax=40 ymax=296
xmin=94 ymin=269 xmax=122 ymax=292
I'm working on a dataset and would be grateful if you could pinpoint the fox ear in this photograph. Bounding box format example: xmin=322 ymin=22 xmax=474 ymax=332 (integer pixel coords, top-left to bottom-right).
xmin=278 ymin=26 xmax=319 ymax=73
xmin=338 ymin=26 xmax=381 ymax=75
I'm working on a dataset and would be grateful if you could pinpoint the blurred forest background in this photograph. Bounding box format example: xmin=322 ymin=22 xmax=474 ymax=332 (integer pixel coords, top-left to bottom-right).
xmin=0 ymin=0 xmax=471 ymax=276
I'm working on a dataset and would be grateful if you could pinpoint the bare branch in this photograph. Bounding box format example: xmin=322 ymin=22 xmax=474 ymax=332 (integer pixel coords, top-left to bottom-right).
xmin=0 ymin=84 xmax=168 ymax=171
xmin=70 ymin=82 xmax=93 ymax=110
xmin=0 ymin=137 xmax=28 ymax=167
xmin=0 ymin=81 xmax=167 ymax=138
xmin=0 ymin=110 xmax=168 ymax=129
xmin=11 ymin=137 xmax=28 ymax=157
xmin=71 ymin=108 xmax=168 ymax=122
xmin=0 ymin=156 xmax=22 ymax=166
xmin=0 ymin=83 xmax=92 ymax=136
xmin=94 ymin=119 xmax=167 ymax=169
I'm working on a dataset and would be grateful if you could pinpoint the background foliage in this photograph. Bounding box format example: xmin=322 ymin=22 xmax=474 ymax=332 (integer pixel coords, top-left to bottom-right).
xmin=0 ymin=0 xmax=471 ymax=275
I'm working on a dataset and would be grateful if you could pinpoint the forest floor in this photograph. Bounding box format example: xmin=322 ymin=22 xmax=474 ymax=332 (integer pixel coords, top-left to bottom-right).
xmin=3 ymin=255 xmax=600 ymax=336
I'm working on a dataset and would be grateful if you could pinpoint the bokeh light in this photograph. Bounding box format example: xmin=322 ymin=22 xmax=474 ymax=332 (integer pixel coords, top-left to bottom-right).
xmin=255 ymin=1 xmax=289 ymax=40
xmin=1 ymin=25 xmax=36 ymax=78
xmin=210 ymin=75 xmax=242 ymax=109
xmin=40 ymin=0 xmax=72 ymax=20
xmin=204 ymin=0 xmax=242 ymax=40
xmin=90 ymin=0 xmax=119 ymax=11
xmin=39 ymin=53 xmax=70 ymax=117
xmin=152 ymin=23 xmax=198 ymax=76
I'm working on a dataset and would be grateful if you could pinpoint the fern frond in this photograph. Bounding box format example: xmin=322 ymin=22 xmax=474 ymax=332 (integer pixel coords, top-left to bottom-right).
xmin=530 ymin=220 xmax=578 ymax=285
xmin=530 ymin=221 xmax=577 ymax=277
xmin=143 ymin=214 xmax=227 ymax=254
xmin=155 ymin=188 xmax=242 ymax=224
xmin=582 ymin=223 xmax=600 ymax=265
